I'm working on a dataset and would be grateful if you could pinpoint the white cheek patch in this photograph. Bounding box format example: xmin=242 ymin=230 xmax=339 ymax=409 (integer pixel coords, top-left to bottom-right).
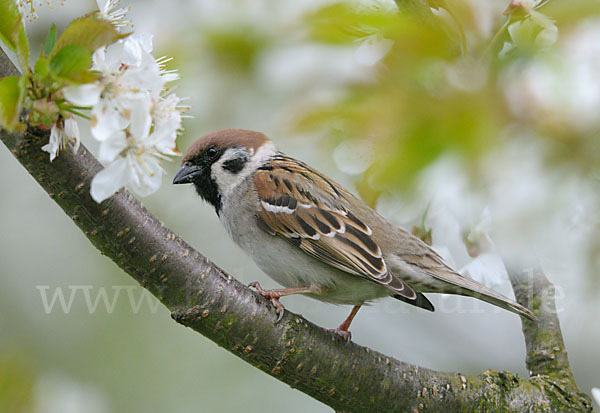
xmin=247 ymin=141 xmax=276 ymax=171
xmin=211 ymin=142 xmax=277 ymax=196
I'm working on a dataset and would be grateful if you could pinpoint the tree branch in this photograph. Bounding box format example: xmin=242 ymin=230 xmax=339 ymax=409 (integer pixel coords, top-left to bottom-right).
xmin=0 ymin=48 xmax=591 ymax=412
xmin=508 ymin=266 xmax=591 ymax=410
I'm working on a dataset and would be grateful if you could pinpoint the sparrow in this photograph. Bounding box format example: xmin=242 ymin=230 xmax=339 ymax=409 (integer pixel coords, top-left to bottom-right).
xmin=173 ymin=129 xmax=535 ymax=339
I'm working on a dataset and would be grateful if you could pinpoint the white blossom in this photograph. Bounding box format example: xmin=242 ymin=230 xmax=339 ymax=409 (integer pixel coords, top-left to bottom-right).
xmin=16 ymin=0 xmax=41 ymax=23
xmin=150 ymin=93 xmax=183 ymax=155
xmin=64 ymin=33 xmax=169 ymax=142
xmin=96 ymin=0 xmax=130 ymax=28
xmin=41 ymin=116 xmax=80 ymax=162
xmin=63 ymin=32 xmax=183 ymax=202
xmin=503 ymin=0 xmax=557 ymax=52
xmin=89 ymin=90 xmax=181 ymax=203
xmin=507 ymin=15 xmax=557 ymax=48
xmin=504 ymin=19 xmax=600 ymax=132
xmin=90 ymin=152 xmax=163 ymax=202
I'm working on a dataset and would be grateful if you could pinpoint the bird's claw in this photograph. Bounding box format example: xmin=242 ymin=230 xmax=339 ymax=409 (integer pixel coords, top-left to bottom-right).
xmin=274 ymin=303 xmax=284 ymax=323
xmin=327 ymin=327 xmax=352 ymax=342
xmin=248 ymin=281 xmax=264 ymax=293
xmin=249 ymin=281 xmax=285 ymax=323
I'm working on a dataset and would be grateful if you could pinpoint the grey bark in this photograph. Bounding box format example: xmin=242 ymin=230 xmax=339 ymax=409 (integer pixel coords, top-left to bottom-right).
xmin=0 ymin=46 xmax=592 ymax=412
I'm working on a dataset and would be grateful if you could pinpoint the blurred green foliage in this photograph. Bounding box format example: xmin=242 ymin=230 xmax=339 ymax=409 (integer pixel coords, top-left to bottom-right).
xmin=204 ymin=27 xmax=269 ymax=73
xmin=297 ymin=1 xmax=600 ymax=203
xmin=0 ymin=348 xmax=34 ymax=413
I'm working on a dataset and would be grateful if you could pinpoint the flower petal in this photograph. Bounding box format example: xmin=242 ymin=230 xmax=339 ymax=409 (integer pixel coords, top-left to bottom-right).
xmin=64 ymin=117 xmax=81 ymax=155
xmin=122 ymin=37 xmax=144 ymax=66
xmin=102 ymin=42 xmax=125 ymax=73
xmin=121 ymin=33 xmax=154 ymax=67
xmin=129 ymin=153 xmax=163 ymax=197
xmin=508 ymin=20 xmax=534 ymax=46
xmin=149 ymin=124 xmax=179 ymax=155
xmin=536 ymin=25 xmax=558 ymax=47
xmin=96 ymin=0 xmax=109 ymax=12
xmin=90 ymin=157 xmax=131 ymax=202
xmin=41 ymin=125 xmax=62 ymax=162
xmin=126 ymin=95 xmax=152 ymax=140
xmin=98 ymin=130 xmax=127 ymax=163
xmin=64 ymin=83 xmax=103 ymax=107
xmin=131 ymin=32 xmax=153 ymax=54
xmin=91 ymin=100 xmax=128 ymax=141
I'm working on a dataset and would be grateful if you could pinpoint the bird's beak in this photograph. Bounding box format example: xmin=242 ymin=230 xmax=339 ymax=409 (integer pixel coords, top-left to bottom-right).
xmin=172 ymin=164 xmax=203 ymax=185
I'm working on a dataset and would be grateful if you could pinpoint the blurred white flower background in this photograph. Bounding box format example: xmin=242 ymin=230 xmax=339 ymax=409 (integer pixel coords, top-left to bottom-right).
xmin=1 ymin=0 xmax=600 ymax=412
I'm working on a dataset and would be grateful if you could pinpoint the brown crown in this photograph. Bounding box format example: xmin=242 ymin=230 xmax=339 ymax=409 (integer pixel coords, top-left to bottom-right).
xmin=181 ymin=129 xmax=271 ymax=164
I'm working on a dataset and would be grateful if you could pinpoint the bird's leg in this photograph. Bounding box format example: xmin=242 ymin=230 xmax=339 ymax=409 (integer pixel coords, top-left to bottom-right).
xmin=328 ymin=305 xmax=362 ymax=341
xmin=248 ymin=281 xmax=315 ymax=322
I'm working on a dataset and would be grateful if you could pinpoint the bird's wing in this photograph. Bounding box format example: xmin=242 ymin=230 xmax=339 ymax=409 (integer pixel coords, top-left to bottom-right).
xmin=253 ymin=155 xmax=417 ymax=301
xmin=395 ymin=230 xmax=459 ymax=279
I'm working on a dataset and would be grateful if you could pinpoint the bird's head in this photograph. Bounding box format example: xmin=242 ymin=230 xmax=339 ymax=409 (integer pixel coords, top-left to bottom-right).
xmin=173 ymin=129 xmax=275 ymax=212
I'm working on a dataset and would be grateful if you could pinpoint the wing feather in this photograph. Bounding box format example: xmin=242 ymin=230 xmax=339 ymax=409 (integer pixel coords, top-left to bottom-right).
xmin=254 ymin=156 xmax=417 ymax=300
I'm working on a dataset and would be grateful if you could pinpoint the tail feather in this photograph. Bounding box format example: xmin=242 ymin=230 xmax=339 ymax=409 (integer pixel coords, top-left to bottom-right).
xmin=443 ymin=274 xmax=537 ymax=320
xmin=414 ymin=266 xmax=537 ymax=320
xmin=465 ymin=287 xmax=537 ymax=321
xmin=393 ymin=292 xmax=435 ymax=312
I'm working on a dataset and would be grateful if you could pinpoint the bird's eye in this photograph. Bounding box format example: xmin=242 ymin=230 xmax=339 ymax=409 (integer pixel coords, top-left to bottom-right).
xmin=206 ymin=147 xmax=218 ymax=159
xmin=183 ymin=161 xmax=192 ymax=167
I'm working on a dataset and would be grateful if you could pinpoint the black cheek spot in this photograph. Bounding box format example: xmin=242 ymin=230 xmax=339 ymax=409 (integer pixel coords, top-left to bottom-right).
xmin=222 ymin=156 xmax=247 ymax=174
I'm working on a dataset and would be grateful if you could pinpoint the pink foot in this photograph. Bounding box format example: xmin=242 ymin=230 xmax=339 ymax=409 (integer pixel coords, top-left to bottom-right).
xmin=248 ymin=281 xmax=285 ymax=322
xmin=327 ymin=327 xmax=352 ymax=341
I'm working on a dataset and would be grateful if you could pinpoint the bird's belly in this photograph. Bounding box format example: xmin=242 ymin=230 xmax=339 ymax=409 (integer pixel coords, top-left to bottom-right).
xmin=228 ymin=219 xmax=390 ymax=305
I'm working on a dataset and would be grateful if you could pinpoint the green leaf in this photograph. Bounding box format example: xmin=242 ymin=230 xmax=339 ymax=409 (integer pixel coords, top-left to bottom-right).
xmin=34 ymin=57 xmax=50 ymax=77
xmin=305 ymin=3 xmax=398 ymax=44
xmin=0 ymin=0 xmax=30 ymax=71
xmin=51 ymin=16 xmax=123 ymax=57
xmin=0 ymin=0 xmax=22 ymax=51
xmin=49 ymin=44 xmax=93 ymax=83
xmin=0 ymin=76 xmax=24 ymax=132
xmin=44 ymin=24 xmax=57 ymax=56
